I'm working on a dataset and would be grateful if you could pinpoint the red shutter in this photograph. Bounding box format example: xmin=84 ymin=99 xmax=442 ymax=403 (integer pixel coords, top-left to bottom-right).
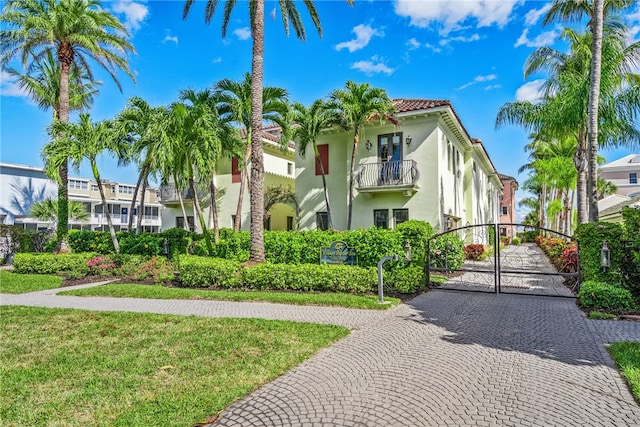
xmin=232 ymin=157 xmax=241 ymax=183
xmin=315 ymin=144 xmax=329 ymax=176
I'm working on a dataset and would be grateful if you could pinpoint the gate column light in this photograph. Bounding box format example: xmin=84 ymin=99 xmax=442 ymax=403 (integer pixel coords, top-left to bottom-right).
xmin=600 ymin=240 xmax=610 ymax=272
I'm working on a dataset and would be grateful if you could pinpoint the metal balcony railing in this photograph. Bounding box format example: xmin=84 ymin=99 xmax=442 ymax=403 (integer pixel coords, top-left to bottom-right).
xmin=160 ymin=184 xmax=194 ymax=203
xmin=355 ymin=160 xmax=420 ymax=189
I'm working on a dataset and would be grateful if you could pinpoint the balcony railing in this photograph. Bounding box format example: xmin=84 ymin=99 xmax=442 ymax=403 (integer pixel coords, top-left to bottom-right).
xmin=160 ymin=184 xmax=194 ymax=203
xmin=355 ymin=160 xmax=420 ymax=194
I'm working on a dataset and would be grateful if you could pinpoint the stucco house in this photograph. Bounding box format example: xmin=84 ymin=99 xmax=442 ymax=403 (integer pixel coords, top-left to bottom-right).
xmin=295 ymin=98 xmax=503 ymax=232
xmin=0 ymin=162 xmax=162 ymax=232
xmin=159 ymin=126 xmax=297 ymax=232
xmin=598 ymin=154 xmax=640 ymax=197
xmin=498 ymin=173 xmax=518 ymax=239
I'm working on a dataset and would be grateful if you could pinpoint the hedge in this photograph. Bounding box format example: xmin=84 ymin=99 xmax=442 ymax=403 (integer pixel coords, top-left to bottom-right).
xmin=177 ymin=256 xmax=242 ymax=288
xmin=13 ymin=252 xmax=96 ymax=277
xmin=575 ymin=222 xmax=623 ymax=283
xmin=621 ymin=207 xmax=640 ymax=298
xmin=577 ymin=281 xmax=637 ymax=313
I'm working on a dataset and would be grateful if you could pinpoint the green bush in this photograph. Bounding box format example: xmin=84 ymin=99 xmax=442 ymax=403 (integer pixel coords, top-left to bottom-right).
xmin=384 ymin=266 xmax=426 ymax=294
xmin=511 ymin=237 xmax=521 ymax=245
xmin=428 ymin=233 xmax=465 ymax=270
xmin=396 ymin=220 xmax=433 ymax=269
xmin=575 ymin=222 xmax=624 ymax=283
xmin=68 ymin=230 xmax=114 ymax=254
xmin=161 ymin=228 xmax=196 ymax=259
xmin=577 ymin=281 xmax=637 ymax=313
xmin=13 ymin=252 xmax=96 ymax=277
xmin=517 ymin=230 xmax=539 ymax=243
xmin=129 ymin=256 xmax=175 ymax=284
xmin=118 ymin=232 xmax=163 ymax=256
xmin=621 ymin=207 xmax=640 ymax=298
xmin=177 ymin=256 xmax=241 ymax=288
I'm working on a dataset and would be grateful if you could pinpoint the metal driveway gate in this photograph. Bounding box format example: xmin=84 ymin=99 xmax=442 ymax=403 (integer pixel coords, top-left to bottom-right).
xmin=427 ymin=224 xmax=580 ymax=298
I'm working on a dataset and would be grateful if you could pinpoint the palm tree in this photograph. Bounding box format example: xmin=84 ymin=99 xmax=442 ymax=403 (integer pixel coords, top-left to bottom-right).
xmin=183 ymin=0 xmax=345 ymax=262
xmin=30 ymin=198 xmax=90 ymax=226
xmin=597 ymin=177 xmax=617 ymax=199
xmin=328 ymin=81 xmax=397 ymax=229
xmin=117 ymin=97 xmax=170 ymax=233
xmin=1 ymin=0 xmax=136 ymax=249
xmin=292 ymin=99 xmax=339 ymax=229
xmin=214 ymin=73 xmax=290 ymax=232
xmin=43 ymin=114 xmax=130 ymax=253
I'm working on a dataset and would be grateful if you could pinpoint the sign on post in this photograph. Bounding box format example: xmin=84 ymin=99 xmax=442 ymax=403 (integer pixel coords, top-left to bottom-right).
xmin=320 ymin=241 xmax=357 ymax=265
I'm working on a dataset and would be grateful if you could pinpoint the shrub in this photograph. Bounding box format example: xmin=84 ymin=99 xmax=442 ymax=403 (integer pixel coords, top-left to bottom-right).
xmin=511 ymin=237 xmax=521 ymax=245
xmin=575 ymin=222 xmax=624 ymax=283
xmin=13 ymin=253 xmax=96 ymax=277
xmin=560 ymin=245 xmax=578 ymax=273
xmin=396 ymin=220 xmax=434 ymax=269
xmin=577 ymin=281 xmax=637 ymax=313
xmin=129 ymin=256 xmax=175 ymax=284
xmin=517 ymin=230 xmax=539 ymax=243
xmin=384 ymin=266 xmax=426 ymax=294
xmin=464 ymin=244 xmax=485 ymax=260
xmin=68 ymin=231 xmax=114 ymax=254
xmin=621 ymin=207 xmax=640 ymax=298
xmin=161 ymin=228 xmax=196 ymax=259
xmin=118 ymin=232 xmax=162 ymax=256
xmin=178 ymin=256 xmax=241 ymax=288
xmin=429 ymin=233 xmax=464 ymax=270
xmin=87 ymin=255 xmax=117 ymax=276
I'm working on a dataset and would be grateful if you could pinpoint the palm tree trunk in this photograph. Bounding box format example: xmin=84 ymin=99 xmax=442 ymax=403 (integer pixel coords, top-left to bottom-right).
xmin=135 ymin=177 xmax=148 ymax=234
xmin=587 ymin=0 xmax=604 ymax=223
xmin=574 ymin=132 xmax=588 ymax=225
xmin=127 ymin=165 xmax=145 ymax=231
xmin=56 ymin=59 xmax=71 ymax=252
xmin=347 ymin=129 xmax=360 ymax=230
xmin=174 ymin=173 xmax=190 ymax=231
xmin=188 ymin=175 xmax=213 ymax=254
xmin=234 ymin=144 xmax=251 ymax=232
xmin=249 ymin=0 xmax=266 ymax=263
xmin=209 ymin=178 xmax=219 ymax=243
xmin=94 ymin=169 xmax=120 ymax=254
xmin=314 ymin=143 xmax=333 ymax=229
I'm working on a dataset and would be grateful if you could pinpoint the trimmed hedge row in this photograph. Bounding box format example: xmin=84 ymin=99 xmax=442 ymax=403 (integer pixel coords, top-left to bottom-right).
xmin=577 ymin=281 xmax=637 ymax=313
xmin=13 ymin=252 xmax=97 ymax=277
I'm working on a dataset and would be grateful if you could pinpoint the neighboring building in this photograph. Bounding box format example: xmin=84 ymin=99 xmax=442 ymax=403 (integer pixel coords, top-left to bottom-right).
xmin=159 ymin=126 xmax=297 ymax=232
xmin=599 ymin=194 xmax=640 ymax=223
xmin=0 ymin=162 xmax=161 ymax=232
xmin=295 ymin=98 xmax=503 ymax=233
xmin=598 ymin=154 xmax=640 ymax=197
xmin=498 ymin=173 xmax=518 ymax=239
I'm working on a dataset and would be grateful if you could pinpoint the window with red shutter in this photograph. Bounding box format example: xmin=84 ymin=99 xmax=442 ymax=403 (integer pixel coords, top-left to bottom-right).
xmin=315 ymin=144 xmax=329 ymax=176
xmin=231 ymin=157 xmax=241 ymax=183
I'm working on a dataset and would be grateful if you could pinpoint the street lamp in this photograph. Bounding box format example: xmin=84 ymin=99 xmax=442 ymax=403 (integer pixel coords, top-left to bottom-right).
xmin=600 ymin=240 xmax=610 ymax=272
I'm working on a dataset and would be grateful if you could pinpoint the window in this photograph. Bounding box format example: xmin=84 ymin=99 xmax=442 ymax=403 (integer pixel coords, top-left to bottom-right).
xmin=501 ymin=206 xmax=508 ymax=215
xmin=287 ymin=162 xmax=294 ymax=176
xmin=630 ymin=173 xmax=638 ymax=184
xmin=374 ymin=209 xmax=389 ymax=228
xmin=231 ymin=157 xmax=241 ymax=183
xmin=118 ymin=185 xmax=134 ymax=194
xmin=91 ymin=185 xmax=99 ymax=191
xmin=316 ymin=212 xmax=328 ymax=231
xmin=393 ymin=209 xmax=408 ymax=227
xmin=176 ymin=216 xmax=195 ymax=231
xmin=69 ymin=179 xmax=88 ymax=190
xmin=287 ymin=216 xmax=294 ymax=231
xmin=315 ymin=144 xmax=329 ymax=176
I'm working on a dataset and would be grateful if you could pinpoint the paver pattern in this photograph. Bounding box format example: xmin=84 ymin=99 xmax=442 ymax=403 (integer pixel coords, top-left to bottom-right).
xmin=2 ymin=277 xmax=640 ymax=426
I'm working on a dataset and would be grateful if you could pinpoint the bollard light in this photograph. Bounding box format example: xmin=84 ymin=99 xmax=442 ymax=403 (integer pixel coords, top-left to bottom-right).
xmin=162 ymin=238 xmax=169 ymax=256
xmin=600 ymin=240 xmax=610 ymax=272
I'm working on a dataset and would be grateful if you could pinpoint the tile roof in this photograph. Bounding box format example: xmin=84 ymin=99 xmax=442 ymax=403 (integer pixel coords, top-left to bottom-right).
xmin=497 ymin=173 xmax=517 ymax=182
xmin=392 ymin=98 xmax=451 ymax=113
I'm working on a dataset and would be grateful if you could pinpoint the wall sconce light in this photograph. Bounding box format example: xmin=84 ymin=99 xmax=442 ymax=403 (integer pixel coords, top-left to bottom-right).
xmin=445 ymin=216 xmax=454 ymax=231
xmin=405 ymin=135 xmax=412 ymax=145
xmin=365 ymin=140 xmax=372 ymax=151
xmin=600 ymin=240 xmax=610 ymax=272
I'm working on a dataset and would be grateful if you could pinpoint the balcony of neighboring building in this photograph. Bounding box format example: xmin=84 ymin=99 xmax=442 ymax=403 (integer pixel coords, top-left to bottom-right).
xmin=159 ymin=184 xmax=195 ymax=205
xmin=355 ymin=160 xmax=420 ymax=196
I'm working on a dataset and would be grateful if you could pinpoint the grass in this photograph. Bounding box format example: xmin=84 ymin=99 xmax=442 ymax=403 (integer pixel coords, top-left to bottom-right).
xmin=429 ymin=274 xmax=448 ymax=285
xmin=608 ymin=341 xmax=640 ymax=403
xmin=59 ymin=283 xmax=401 ymax=309
xmin=588 ymin=311 xmax=617 ymax=320
xmin=0 ymin=270 xmax=63 ymax=294
xmin=0 ymin=306 xmax=349 ymax=426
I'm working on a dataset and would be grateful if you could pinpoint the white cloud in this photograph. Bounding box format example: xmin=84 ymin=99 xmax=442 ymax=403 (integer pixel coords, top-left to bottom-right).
xmin=212 ymin=57 xmax=222 ymax=64
xmin=515 ymin=79 xmax=545 ymax=102
xmin=524 ymin=4 xmax=551 ymax=27
xmin=112 ymin=0 xmax=148 ymax=33
xmin=163 ymin=35 xmax=178 ymax=45
xmin=0 ymin=70 xmax=28 ymax=97
xmin=407 ymin=38 xmax=421 ymax=50
xmin=394 ymin=0 xmax=522 ymax=36
xmin=514 ymin=28 xmax=559 ymax=48
xmin=351 ymin=56 xmax=394 ymax=75
xmin=424 ymin=43 xmax=442 ymax=53
xmin=458 ymin=74 xmax=497 ymax=90
xmin=336 ymin=24 xmax=383 ymax=53
xmin=484 ymin=84 xmax=501 ymax=91
xmin=440 ymin=33 xmax=480 ymax=46
xmin=234 ymin=27 xmax=251 ymax=40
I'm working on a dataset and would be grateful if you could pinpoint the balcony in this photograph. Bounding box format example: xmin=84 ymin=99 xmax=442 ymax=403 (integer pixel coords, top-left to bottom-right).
xmin=160 ymin=184 xmax=194 ymax=204
xmin=355 ymin=160 xmax=420 ymax=195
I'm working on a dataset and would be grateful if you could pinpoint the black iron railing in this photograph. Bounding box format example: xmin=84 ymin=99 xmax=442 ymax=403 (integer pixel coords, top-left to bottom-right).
xmin=159 ymin=184 xmax=194 ymax=203
xmin=356 ymin=160 xmax=419 ymax=188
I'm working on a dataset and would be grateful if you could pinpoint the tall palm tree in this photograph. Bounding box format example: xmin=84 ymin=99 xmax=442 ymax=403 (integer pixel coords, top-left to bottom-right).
xmin=43 ymin=114 xmax=130 ymax=253
xmin=183 ymin=0 xmax=346 ymax=262
xmin=30 ymin=198 xmax=90 ymax=227
xmin=292 ymin=99 xmax=339 ymax=229
xmin=1 ymin=0 xmax=136 ymax=249
xmin=214 ymin=73 xmax=290 ymax=232
xmin=328 ymin=81 xmax=397 ymax=230
xmin=117 ymin=97 xmax=170 ymax=233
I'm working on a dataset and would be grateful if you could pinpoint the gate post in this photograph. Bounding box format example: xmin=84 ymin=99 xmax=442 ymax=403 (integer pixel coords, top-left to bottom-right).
xmin=494 ymin=223 xmax=500 ymax=294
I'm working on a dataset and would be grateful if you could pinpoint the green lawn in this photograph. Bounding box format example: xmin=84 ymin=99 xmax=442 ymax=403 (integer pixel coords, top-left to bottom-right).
xmin=608 ymin=341 xmax=640 ymax=403
xmin=0 ymin=306 xmax=349 ymax=426
xmin=0 ymin=270 xmax=63 ymax=294
xmin=59 ymin=283 xmax=401 ymax=309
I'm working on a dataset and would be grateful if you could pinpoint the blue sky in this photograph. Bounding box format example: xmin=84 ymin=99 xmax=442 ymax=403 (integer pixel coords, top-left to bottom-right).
xmin=2 ymin=0 xmax=639 ymax=219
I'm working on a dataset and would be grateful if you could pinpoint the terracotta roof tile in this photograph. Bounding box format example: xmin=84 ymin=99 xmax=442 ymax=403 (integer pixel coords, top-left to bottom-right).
xmin=497 ymin=173 xmax=517 ymax=182
xmin=392 ymin=98 xmax=451 ymax=112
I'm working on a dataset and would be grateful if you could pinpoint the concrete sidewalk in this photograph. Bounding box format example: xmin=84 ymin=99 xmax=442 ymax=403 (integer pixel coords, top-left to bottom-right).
xmin=3 ymin=283 xmax=640 ymax=426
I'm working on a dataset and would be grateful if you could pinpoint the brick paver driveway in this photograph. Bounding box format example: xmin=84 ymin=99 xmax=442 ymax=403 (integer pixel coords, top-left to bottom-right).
xmin=210 ymin=290 xmax=640 ymax=426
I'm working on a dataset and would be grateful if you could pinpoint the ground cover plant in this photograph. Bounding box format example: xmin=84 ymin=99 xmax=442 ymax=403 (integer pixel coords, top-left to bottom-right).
xmin=0 ymin=271 xmax=63 ymax=294
xmin=608 ymin=341 xmax=640 ymax=403
xmin=0 ymin=306 xmax=349 ymax=426
xmin=59 ymin=284 xmax=400 ymax=309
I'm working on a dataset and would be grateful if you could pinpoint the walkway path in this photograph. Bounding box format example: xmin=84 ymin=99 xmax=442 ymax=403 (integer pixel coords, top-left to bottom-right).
xmin=3 ymin=282 xmax=640 ymax=425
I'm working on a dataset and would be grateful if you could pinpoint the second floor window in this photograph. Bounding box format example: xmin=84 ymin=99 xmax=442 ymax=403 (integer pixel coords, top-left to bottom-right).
xmin=630 ymin=173 xmax=638 ymax=184
xmin=501 ymin=206 xmax=508 ymax=215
